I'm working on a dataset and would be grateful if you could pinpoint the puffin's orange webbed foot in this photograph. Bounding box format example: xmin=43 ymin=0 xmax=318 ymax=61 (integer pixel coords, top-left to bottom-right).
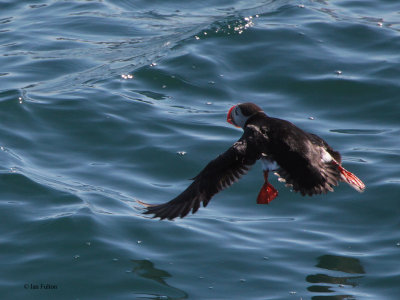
xmin=257 ymin=171 xmax=278 ymax=204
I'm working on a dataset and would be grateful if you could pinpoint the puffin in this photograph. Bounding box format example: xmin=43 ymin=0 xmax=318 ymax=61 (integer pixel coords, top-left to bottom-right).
xmin=141 ymin=102 xmax=365 ymax=220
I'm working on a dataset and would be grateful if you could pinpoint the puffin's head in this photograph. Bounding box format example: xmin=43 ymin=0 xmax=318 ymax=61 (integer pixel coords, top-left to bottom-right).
xmin=227 ymin=102 xmax=263 ymax=129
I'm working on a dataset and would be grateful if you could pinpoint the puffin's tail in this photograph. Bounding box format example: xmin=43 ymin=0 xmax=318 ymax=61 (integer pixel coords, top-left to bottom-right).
xmin=332 ymin=161 xmax=365 ymax=192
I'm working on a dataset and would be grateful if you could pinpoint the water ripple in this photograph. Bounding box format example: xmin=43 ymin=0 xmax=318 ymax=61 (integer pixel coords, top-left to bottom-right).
xmin=1 ymin=0 xmax=400 ymax=299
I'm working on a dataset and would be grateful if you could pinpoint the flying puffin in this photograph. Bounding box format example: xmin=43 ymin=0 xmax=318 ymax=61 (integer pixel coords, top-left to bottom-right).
xmin=141 ymin=102 xmax=365 ymax=220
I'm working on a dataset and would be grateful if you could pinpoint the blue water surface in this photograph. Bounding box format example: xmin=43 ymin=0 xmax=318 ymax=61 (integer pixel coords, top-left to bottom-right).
xmin=1 ymin=0 xmax=400 ymax=299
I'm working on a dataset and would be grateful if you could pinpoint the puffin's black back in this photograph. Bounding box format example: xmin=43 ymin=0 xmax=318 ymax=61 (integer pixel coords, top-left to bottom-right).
xmin=246 ymin=114 xmax=341 ymax=195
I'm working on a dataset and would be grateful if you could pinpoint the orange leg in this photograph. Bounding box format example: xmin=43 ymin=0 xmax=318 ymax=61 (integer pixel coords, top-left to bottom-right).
xmin=257 ymin=171 xmax=278 ymax=204
xmin=331 ymin=160 xmax=365 ymax=192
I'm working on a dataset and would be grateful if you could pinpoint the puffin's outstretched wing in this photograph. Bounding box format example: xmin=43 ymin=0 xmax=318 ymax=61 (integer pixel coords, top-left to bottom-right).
xmin=141 ymin=127 xmax=263 ymax=220
xmin=274 ymin=156 xmax=341 ymax=196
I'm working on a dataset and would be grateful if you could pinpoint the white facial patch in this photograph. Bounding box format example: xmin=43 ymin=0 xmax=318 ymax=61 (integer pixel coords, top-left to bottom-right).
xmin=232 ymin=106 xmax=248 ymax=128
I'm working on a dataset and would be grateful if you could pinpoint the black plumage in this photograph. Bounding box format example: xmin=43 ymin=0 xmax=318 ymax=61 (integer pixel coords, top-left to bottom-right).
xmin=141 ymin=103 xmax=364 ymax=220
xmin=142 ymin=126 xmax=265 ymax=220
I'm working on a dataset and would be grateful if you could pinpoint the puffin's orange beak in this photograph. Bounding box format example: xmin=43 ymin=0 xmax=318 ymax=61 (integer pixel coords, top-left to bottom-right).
xmin=227 ymin=105 xmax=237 ymax=127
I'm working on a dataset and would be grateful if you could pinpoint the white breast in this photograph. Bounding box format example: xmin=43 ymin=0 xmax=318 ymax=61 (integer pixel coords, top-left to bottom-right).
xmin=261 ymin=157 xmax=279 ymax=171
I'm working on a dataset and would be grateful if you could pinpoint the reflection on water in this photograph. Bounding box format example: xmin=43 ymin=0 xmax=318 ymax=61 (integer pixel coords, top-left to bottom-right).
xmin=307 ymin=255 xmax=365 ymax=300
xmin=132 ymin=259 xmax=172 ymax=285
xmin=315 ymin=255 xmax=365 ymax=274
xmin=131 ymin=259 xmax=188 ymax=300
